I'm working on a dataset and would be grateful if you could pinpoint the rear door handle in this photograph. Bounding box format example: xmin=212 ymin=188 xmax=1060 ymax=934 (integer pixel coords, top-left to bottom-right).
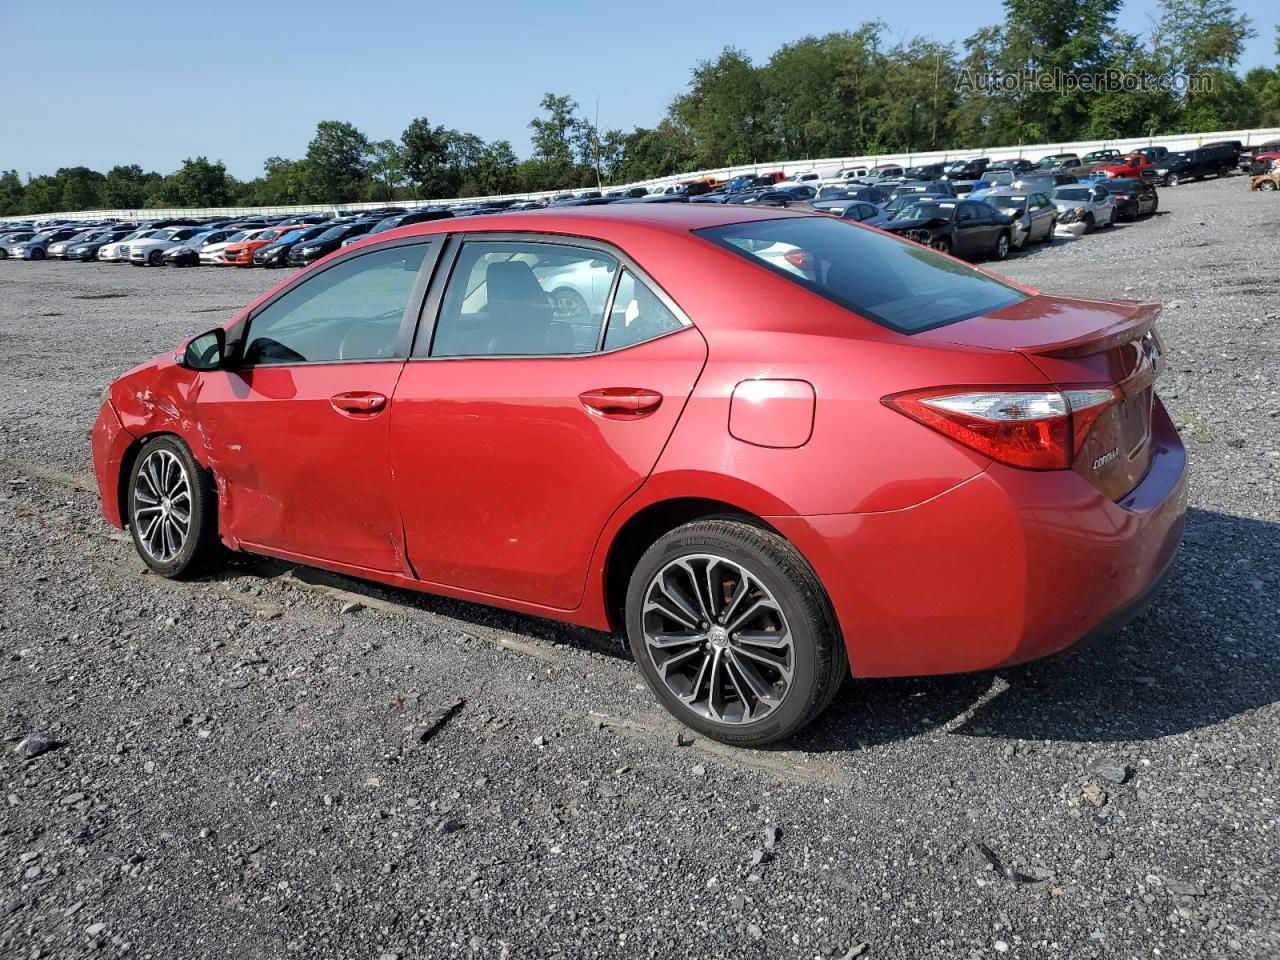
xmin=330 ymin=391 xmax=387 ymax=415
xmin=579 ymin=388 xmax=663 ymax=419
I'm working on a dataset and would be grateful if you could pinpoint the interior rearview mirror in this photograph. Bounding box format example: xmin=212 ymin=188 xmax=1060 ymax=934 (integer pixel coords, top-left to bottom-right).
xmin=179 ymin=328 xmax=226 ymax=371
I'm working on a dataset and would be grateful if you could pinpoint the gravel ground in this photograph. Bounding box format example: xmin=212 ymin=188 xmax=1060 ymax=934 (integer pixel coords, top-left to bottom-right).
xmin=1 ymin=177 xmax=1277 ymax=960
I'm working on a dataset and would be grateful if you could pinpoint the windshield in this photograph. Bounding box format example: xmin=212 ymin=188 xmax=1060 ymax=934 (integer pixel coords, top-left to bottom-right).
xmin=316 ymin=227 xmax=346 ymax=240
xmin=1053 ymin=188 xmax=1092 ymax=202
xmin=31 ymin=232 xmax=55 ymax=242
xmin=898 ymin=201 xmax=957 ymax=221
xmin=945 ymin=161 xmax=970 ymax=172
xmin=989 ymin=195 xmax=1028 ymax=212
xmin=276 ymin=230 xmax=303 ymax=243
xmin=698 ymin=216 xmax=1024 ymax=334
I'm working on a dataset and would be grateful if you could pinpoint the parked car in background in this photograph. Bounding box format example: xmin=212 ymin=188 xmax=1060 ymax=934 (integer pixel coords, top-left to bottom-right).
xmin=1134 ymin=146 xmax=1169 ymax=163
xmin=1245 ymin=151 xmax=1280 ymax=176
xmin=1153 ymin=148 xmax=1233 ymax=186
xmin=826 ymin=201 xmax=891 ymax=227
xmin=983 ymin=191 xmax=1057 ymax=248
xmin=253 ymin=225 xmax=332 ymax=267
xmin=286 ymin=220 xmax=378 ymax=266
xmin=48 ymin=228 xmax=103 ymax=258
xmin=865 ymin=164 xmax=906 ymax=183
xmin=1203 ymin=141 xmax=1242 ymax=168
xmin=1051 ymin=183 xmax=1117 ymax=233
xmin=942 ymin=157 xmax=990 ymax=180
xmin=903 ymin=162 xmax=946 ymax=181
xmin=986 ymin=158 xmax=1034 ymax=175
xmin=129 ymin=227 xmax=213 ymax=266
xmin=881 ymin=197 xmax=1014 ymax=260
xmin=1239 ymin=139 xmax=1280 ymax=171
xmin=64 ymin=229 xmax=134 ymax=260
xmin=164 ymin=230 xmax=240 ymax=267
xmin=0 ymin=230 xmax=35 ymax=258
xmin=198 ymin=229 xmax=260 ymax=265
xmin=98 ymin=230 xmax=159 ymax=263
xmin=891 ymin=180 xmax=958 ymax=200
xmin=1096 ymin=154 xmax=1157 ymax=180
xmin=1037 ymin=153 xmax=1080 ymax=170
xmin=1251 ymin=170 xmax=1280 ymax=190
xmin=222 ymin=225 xmax=306 ymax=266
xmin=815 ymin=184 xmax=891 ymax=205
xmin=1082 ymin=149 xmax=1121 ymax=164
xmin=6 ymin=227 xmax=81 ymax=260
xmin=1097 ymin=178 xmax=1159 ymax=219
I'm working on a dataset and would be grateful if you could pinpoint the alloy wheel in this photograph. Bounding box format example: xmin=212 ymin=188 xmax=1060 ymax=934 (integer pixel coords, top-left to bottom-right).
xmin=131 ymin=448 xmax=192 ymax=562
xmin=641 ymin=554 xmax=794 ymax=725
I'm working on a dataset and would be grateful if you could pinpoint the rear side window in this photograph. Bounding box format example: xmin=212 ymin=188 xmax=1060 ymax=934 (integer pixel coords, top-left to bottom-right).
xmin=698 ymin=216 xmax=1025 ymax=334
xmin=603 ymin=270 xmax=684 ymax=351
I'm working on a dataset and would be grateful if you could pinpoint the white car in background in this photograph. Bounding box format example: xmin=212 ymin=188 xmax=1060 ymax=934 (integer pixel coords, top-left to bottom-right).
xmin=1050 ymin=183 xmax=1117 ymax=235
xmin=128 ymin=227 xmax=211 ymax=266
xmin=98 ymin=229 xmax=161 ymax=263
xmin=199 ymin=228 xmax=265 ymax=265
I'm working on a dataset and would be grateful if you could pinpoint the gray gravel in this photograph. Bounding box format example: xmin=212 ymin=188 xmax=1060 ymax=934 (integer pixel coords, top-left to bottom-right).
xmin=2 ymin=177 xmax=1278 ymax=959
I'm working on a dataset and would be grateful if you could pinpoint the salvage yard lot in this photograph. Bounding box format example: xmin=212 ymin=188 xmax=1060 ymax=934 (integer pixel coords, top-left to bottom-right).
xmin=1 ymin=176 xmax=1277 ymax=959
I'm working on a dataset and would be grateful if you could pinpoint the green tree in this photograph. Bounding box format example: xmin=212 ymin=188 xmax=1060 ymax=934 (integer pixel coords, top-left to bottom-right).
xmin=401 ymin=117 xmax=453 ymax=198
xmin=672 ymin=48 xmax=767 ymax=166
xmin=150 ymin=157 xmax=231 ymax=207
xmin=0 ymin=170 xmax=24 ymax=215
xmin=366 ymin=140 xmax=406 ymax=200
xmin=529 ymin=93 xmax=582 ymax=171
xmin=303 ymin=121 xmax=370 ymax=203
xmin=20 ymin=175 xmax=62 ymax=215
xmin=103 ymin=164 xmax=159 ymax=208
xmin=56 ymin=166 xmax=105 ymax=211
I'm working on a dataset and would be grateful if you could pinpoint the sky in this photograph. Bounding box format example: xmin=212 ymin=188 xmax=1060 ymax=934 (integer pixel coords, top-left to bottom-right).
xmin=1 ymin=0 xmax=1276 ymax=180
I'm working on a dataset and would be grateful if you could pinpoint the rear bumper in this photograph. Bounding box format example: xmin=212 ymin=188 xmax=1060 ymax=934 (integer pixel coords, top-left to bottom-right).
xmin=91 ymin=401 xmax=135 ymax=529
xmin=770 ymin=397 xmax=1188 ymax=678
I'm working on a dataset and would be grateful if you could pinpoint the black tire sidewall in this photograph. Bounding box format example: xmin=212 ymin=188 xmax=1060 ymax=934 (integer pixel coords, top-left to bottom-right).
xmin=625 ymin=521 xmax=834 ymax=746
xmin=127 ymin=436 xmax=216 ymax=578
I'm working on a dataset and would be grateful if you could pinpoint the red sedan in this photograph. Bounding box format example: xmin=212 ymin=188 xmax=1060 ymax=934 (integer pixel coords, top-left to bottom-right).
xmin=91 ymin=205 xmax=1187 ymax=745
xmin=221 ymin=225 xmax=306 ymax=266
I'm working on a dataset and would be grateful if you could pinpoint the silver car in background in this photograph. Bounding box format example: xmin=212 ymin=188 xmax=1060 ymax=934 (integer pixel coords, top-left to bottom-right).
xmin=983 ymin=190 xmax=1057 ymax=248
xmin=1050 ymin=184 xmax=1117 ymax=235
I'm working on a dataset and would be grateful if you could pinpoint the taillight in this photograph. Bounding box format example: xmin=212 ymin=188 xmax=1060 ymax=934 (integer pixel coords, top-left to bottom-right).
xmin=882 ymin=385 xmax=1122 ymax=470
xmin=784 ymin=249 xmax=813 ymax=271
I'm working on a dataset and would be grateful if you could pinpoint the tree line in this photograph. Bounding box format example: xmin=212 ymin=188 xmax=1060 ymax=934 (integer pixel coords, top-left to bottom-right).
xmin=3 ymin=0 xmax=1278 ymax=216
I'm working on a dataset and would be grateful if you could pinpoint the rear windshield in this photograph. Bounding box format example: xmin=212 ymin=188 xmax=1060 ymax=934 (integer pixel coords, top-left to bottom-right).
xmin=698 ymin=216 xmax=1025 ymax=334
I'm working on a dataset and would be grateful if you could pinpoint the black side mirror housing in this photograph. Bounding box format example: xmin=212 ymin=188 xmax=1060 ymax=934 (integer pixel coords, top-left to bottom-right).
xmin=178 ymin=327 xmax=226 ymax=371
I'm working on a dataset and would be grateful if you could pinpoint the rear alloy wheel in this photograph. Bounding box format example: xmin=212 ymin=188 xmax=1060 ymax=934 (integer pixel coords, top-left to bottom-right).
xmin=992 ymin=231 xmax=1010 ymax=260
xmin=627 ymin=519 xmax=845 ymax=745
xmin=1167 ymin=173 xmax=1180 ymax=186
xmin=128 ymin=436 xmax=220 ymax=578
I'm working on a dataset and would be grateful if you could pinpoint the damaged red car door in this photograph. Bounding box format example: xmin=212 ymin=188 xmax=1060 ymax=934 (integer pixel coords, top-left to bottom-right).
xmin=194 ymin=242 xmax=434 ymax=572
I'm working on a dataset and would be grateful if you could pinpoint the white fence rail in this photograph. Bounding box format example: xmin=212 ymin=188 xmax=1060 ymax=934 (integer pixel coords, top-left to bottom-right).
xmin=5 ymin=125 xmax=1278 ymax=224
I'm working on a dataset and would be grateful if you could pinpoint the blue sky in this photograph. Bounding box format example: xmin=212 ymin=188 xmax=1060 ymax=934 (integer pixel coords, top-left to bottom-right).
xmin=2 ymin=0 xmax=1275 ymax=179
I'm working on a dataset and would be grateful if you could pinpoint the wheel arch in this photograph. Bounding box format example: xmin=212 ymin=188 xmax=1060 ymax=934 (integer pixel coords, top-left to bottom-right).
xmin=115 ymin=430 xmax=216 ymax=530
xmin=600 ymin=496 xmax=787 ymax=634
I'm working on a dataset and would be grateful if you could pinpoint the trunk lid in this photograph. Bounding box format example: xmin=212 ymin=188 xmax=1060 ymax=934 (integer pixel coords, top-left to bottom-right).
xmin=917 ymin=295 xmax=1163 ymax=500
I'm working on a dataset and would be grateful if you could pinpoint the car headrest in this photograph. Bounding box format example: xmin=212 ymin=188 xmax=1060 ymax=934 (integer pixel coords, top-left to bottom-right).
xmin=487 ymin=261 xmax=544 ymax=306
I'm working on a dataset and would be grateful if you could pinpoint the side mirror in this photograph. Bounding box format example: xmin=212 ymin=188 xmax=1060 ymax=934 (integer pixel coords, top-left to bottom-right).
xmin=178 ymin=327 xmax=226 ymax=371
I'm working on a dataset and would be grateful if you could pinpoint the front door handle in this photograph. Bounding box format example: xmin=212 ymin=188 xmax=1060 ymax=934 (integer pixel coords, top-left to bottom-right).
xmin=579 ymin=388 xmax=663 ymax=419
xmin=330 ymin=391 xmax=387 ymax=415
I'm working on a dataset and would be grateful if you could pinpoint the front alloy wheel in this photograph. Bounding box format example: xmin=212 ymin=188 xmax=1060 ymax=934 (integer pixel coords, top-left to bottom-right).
xmin=627 ymin=519 xmax=846 ymax=745
xmin=127 ymin=436 xmax=219 ymax=578
xmin=993 ymin=231 xmax=1010 ymax=260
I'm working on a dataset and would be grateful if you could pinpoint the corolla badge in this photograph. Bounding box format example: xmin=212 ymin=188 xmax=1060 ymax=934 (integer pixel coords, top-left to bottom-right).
xmin=1093 ymin=448 xmax=1119 ymax=470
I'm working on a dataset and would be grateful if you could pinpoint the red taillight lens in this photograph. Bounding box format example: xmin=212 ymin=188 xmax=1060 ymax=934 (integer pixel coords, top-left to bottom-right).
xmin=784 ymin=249 xmax=813 ymax=271
xmin=883 ymin=386 xmax=1121 ymax=470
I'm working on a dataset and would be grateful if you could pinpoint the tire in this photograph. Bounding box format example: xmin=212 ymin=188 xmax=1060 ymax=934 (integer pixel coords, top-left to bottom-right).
xmin=1083 ymin=213 xmax=1096 ymax=233
xmin=1108 ymin=207 xmax=1118 ymax=227
xmin=1167 ymin=173 xmax=1180 ymax=187
xmin=126 ymin=436 xmax=220 ymax=579
xmin=550 ymin=287 xmax=590 ymax=317
xmin=991 ymin=231 xmax=1010 ymax=261
xmin=31 ymin=248 xmax=46 ymax=261
xmin=148 ymin=249 xmax=163 ymax=266
xmin=626 ymin=519 xmax=846 ymax=746
xmin=1259 ymin=180 xmax=1278 ymax=192
xmin=931 ymin=237 xmax=951 ymax=254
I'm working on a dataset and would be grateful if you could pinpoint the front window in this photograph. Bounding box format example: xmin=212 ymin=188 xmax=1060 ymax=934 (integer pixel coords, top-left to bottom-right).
xmin=698 ymin=216 xmax=1025 ymax=334
xmin=1053 ymin=188 xmax=1091 ymax=202
xmin=241 ymin=244 xmax=430 ymax=365
xmin=898 ymin=201 xmax=957 ymax=221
